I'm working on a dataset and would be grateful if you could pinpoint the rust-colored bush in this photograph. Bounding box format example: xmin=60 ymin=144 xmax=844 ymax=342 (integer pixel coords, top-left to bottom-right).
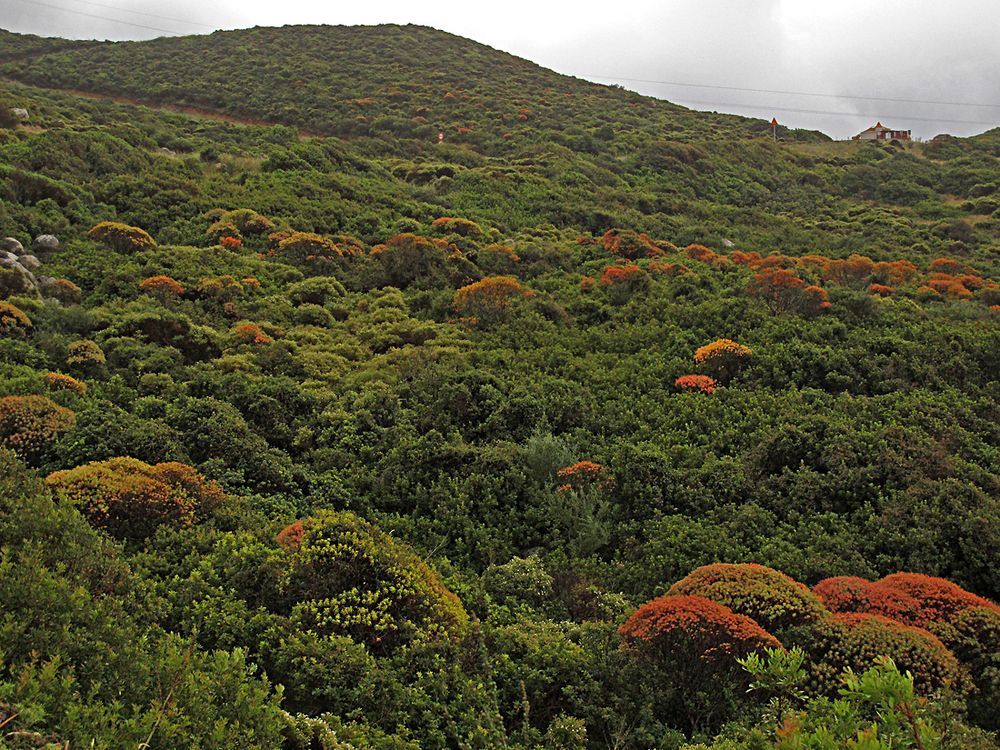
xmin=139 ymin=275 xmax=184 ymax=301
xmin=867 ymin=283 xmax=895 ymax=297
xmin=47 ymin=458 xmax=226 ymax=540
xmin=233 ymin=322 xmax=273 ymax=345
xmin=600 ymin=229 xmax=662 ymax=259
xmin=667 ymin=563 xmax=828 ymax=632
xmin=556 ymin=461 xmax=615 ymax=493
xmin=0 ymin=301 xmax=31 ymax=338
xmin=599 ymin=264 xmax=646 ymax=286
xmin=44 ymin=372 xmax=86 ymax=396
xmin=0 ymin=395 xmax=75 ymax=461
xmin=452 ymin=276 xmax=527 ymax=325
xmin=619 ymin=595 xmax=782 ymax=691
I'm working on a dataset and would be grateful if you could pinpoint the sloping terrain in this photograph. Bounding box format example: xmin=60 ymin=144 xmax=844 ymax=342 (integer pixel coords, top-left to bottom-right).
xmin=1 ymin=24 xmax=1000 ymax=750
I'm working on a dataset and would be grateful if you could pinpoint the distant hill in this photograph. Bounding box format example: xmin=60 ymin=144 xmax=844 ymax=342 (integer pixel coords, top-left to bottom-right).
xmin=1 ymin=23 xmax=999 ymax=262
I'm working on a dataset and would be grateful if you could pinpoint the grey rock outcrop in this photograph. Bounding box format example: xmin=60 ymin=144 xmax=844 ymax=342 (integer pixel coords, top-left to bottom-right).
xmin=0 ymin=237 xmax=25 ymax=255
xmin=32 ymin=234 xmax=60 ymax=258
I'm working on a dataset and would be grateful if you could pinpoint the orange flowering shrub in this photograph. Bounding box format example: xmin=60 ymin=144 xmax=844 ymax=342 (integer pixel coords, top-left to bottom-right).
xmin=674 ymin=374 xmax=717 ymax=394
xmin=220 ymin=236 xmax=243 ymax=250
xmin=599 ymin=263 xmax=646 ymax=286
xmin=619 ymin=595 xmax=782 ymax=691
xmin=667 ymin=563 xmax=828 ymax=632
xmin=991 ymin=304 xmax=1000 ymax=314
xmin=928 ymin=257 xmax=971 ymax=275
xmin=240 ymin=277 xmax=261 ymax=289
xmin=87 ymin=220 xmax=156 ymax=253
xmin=139 ymin=275 xmax=184 ymax=301
xmin=747 ymin=268 xmax=829 ymax=315
xmin=0 ymin=301 xmax=31 ymax=338
xmin=600 ymin=229 xmax=662 ymax=259
xmin=277 ymin=511 xmax=469 ymax=652
xmin=684 ymin=244 xmax=719 ymax=264
xmin=877 ymin=572 xmax=1000 ymax=625
xmin=44 ymin=371 xmax=86 ymax=396
xmin=0 ymin=395 xmax=75 ymax=461
xmin=431 ymin=217 xmax=484 ymax=237
xmin=579 ymin=275 xmax=595 ymax=290
xmin=732 ymin=251 xmax=764 ymax=268
xmin=813 ymin=576 xmax=922 ymax=624
xmin=801 ymin=613 xmax=961 ymax=697
xmin=926 ymin=273 xmax=975 ymax=298
xmin=233 ymin=322 xmax=273 ymax=345
xmin=46 ymin=458 xmax=225 ymax=540
xmin=824 ymin=255 xmax=874 ymax=287
xmin=556 ymin=461 xmax=615 ymax=493
xmin=452 ymin=276 xmax=527 ymax=326
xmin=648 ymin=261 xmax=690 ymax=277
xmin=873 ymin=259 xmax=919 ymax=285
xmin=693 ymin=339 xmax=752 ymax=381
xmin=867 ymin=283 xmax=894 ymax=297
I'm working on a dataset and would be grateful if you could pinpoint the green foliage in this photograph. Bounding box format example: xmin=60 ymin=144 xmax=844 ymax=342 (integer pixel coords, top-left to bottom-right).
xmin=0 ymin=22 xmax=999 ymax=749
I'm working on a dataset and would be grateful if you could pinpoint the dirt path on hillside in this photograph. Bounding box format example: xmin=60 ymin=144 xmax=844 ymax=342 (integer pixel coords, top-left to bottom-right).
xmin=1 ymin=75 xmax=324 ymax=139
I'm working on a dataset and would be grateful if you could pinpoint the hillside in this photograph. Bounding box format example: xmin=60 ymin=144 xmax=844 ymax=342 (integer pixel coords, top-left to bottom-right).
xmin=1 ymin=23 xmax=1000 ymax=750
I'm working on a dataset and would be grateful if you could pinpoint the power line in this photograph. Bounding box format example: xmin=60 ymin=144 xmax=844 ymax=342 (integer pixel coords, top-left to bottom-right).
xmin=8 ymin=0 xmax=188 ymax=35
xmin=583 ymin=72 xmax=1000 ymax=110
xmin=56 ymin=0 xmax=215 ymax=30
xmin=671 ymin=97 xmax=999 ymax=127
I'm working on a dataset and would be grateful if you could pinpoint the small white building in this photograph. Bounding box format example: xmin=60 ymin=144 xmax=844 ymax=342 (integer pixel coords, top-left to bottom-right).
xmin=853 ymin=121 xmax=911 ymax=141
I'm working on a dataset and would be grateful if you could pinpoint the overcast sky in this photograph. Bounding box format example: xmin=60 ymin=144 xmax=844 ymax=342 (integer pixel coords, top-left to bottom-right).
xmin=4 ymin=0 xmax=1000 ymax=139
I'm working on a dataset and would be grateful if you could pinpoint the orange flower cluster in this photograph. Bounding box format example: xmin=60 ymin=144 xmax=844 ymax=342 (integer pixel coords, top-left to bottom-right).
xmin=926 ymin=272 xmax=982 ymax=299
xmin=674 ymin=374 xmax=717 ymax=394
xmin=220 ymin=235 xmax=243 ymax=250
xmin=600 ymin=229 xmax=662 ymax=259
xmin=233 ymin=323 xmax=273 ymax=345
xmin=240 ymin=277 xmax=261 ymax=289
xmin=47 ymin=457 xmax=225 ymax=540
xmin=0 ymin=394 xmax=75 ymax=461
xmin=139 ymin=275 xmax=184 ymax=300
xmin=867 ymin=283 xmax=894 ymax=297
xmin=648 ymin=261 xmax=690 ymax=277
xmin=619 ymin=594 xmax=782 ymax=682
xmin=452 ymin=276 xmax=526 ymax=325
xmin=44 ymin=371 xmax=86 ymax=395
xmin=624 ymin=564 xmax=996 ymax=703
xmin=747 ymin=268 xmax=830 ymax=315
xmin=0 ymin=301 xmax=31 ymax=338
xmin=599 ymin=264 xmax=645 ymax=286
xmin=556 ymin=460 xmax=615 ymax=493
